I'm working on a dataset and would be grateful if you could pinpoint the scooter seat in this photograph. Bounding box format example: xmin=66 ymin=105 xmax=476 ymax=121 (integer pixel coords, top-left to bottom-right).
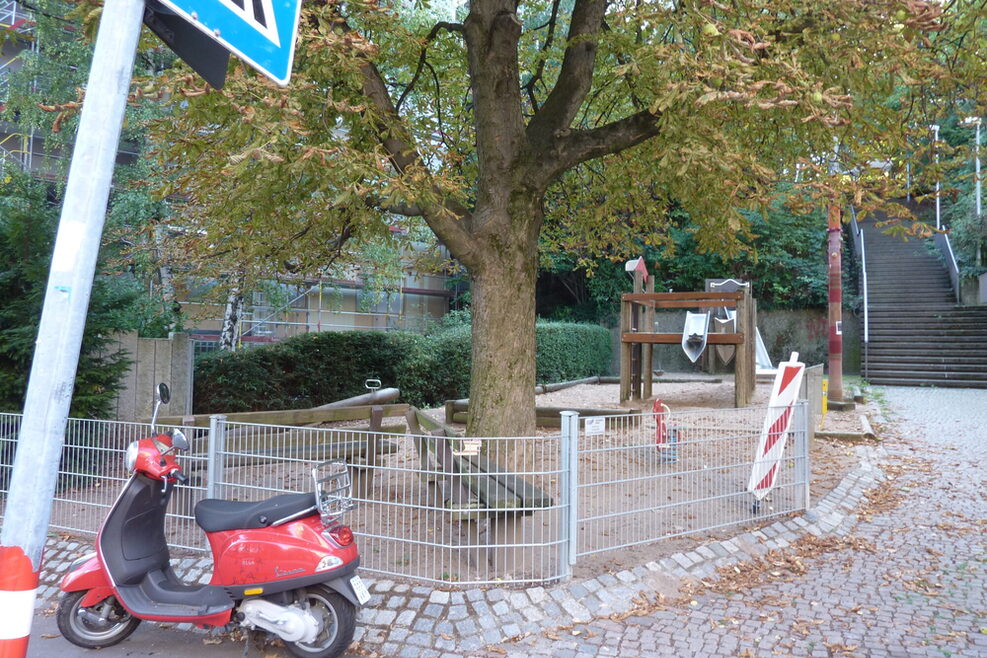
xmin=195 ymin=492 xmax=317 ymax=532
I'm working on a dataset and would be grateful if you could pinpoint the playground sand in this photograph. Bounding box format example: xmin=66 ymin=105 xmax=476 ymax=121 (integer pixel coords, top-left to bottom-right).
xmin=425 ymin=377 xmax=868 ymax=581
xmin=309 ymin=377 xmax=872 ymax=584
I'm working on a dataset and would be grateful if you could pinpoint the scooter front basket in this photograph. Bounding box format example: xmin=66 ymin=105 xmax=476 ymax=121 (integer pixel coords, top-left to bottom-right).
xmin=313 ymin=460 xmax=355 ymax=524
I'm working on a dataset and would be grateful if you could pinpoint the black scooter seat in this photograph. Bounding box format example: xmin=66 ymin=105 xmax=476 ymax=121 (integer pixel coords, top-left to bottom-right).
xmin=195 ymin=492 xmax=317 ymax=532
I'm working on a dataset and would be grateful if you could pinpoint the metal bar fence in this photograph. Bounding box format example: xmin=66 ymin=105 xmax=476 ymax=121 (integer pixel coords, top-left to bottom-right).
xmin=572 ymin=403 xmax=809 ymax=559
xmin=0 ymin=413 xmax=208 ymax=551
xmin=1 ymin=402 xmax=809 ymax=586
xmin=215 ymin=420 xmax=567 ymax=586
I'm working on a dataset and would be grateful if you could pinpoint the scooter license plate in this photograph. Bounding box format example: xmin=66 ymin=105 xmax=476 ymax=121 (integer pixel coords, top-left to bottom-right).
xmin=350 ymin=575 xmax=371 ymax=604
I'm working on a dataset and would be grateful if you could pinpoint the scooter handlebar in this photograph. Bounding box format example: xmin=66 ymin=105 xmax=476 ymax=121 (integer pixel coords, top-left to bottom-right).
xmin=171 ymin=469 xmax=188 ymax=485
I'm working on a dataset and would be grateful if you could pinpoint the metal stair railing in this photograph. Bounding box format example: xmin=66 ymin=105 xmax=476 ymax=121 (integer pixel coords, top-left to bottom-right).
xmin=848 ymin=205 xmax=870 ymax=379
xmin=931 ymin=230 xmax=961 ymax=304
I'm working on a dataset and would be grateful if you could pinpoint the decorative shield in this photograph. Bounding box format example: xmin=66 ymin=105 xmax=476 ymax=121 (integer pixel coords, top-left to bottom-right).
xmin=681 ymin=311 xmax=710 ymax=363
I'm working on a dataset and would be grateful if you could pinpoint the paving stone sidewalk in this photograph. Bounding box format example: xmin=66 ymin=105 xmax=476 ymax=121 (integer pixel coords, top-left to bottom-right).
xmin=480 ymin=386 xmax=987 ymax=657
xmin=33 ymin=444 xmax=892 ymax=657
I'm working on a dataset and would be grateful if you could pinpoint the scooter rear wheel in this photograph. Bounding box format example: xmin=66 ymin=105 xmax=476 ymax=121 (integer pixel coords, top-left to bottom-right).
xmin=56 ymin=590 xmax=141 ymax=648
xmin=285 ymin=585 xmax=355 ymax=658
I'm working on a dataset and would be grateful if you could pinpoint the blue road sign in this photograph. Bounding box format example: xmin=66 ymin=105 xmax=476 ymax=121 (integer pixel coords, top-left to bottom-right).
xmin=156 ymin=0 xmax=302 ymax=85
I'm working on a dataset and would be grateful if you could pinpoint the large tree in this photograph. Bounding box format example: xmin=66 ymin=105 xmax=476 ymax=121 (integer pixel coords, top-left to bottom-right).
xmin=153 ymin=0 xmax=973 ymax=436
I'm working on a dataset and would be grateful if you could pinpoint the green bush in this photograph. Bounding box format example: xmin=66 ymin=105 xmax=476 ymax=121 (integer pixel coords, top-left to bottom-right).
xmin=535 ymin=322 xmax=612 ymax=383
xmin=193 ymin=321 xmax=612 ymax=413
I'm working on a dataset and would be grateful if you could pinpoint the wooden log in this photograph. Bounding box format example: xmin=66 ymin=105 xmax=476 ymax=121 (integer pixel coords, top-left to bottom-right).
xmin=860 ymin=414 xmax=876 ymax=440
xmin=159 ymin=403 xmax=410 ymax=427
xmin=621 ymin=333 xmax=743 ymax=345
xmin=541 ymin=376 xmax=600 ymax=393
xmin=313 ymin=388 xmax=400 ymax=409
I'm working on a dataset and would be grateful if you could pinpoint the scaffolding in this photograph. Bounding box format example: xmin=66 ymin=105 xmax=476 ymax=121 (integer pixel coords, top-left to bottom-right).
xmin=0 ymin=0 xmax=36 ymax=171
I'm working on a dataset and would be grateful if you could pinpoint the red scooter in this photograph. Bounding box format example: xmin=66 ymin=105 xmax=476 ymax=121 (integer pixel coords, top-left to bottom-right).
xmin=57 ymin=384 xmax=368 ymax=658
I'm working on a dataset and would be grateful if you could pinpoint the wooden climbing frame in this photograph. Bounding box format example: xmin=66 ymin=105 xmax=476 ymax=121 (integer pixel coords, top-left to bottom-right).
xmin=619 ymin=288 xmax=757 ymax=408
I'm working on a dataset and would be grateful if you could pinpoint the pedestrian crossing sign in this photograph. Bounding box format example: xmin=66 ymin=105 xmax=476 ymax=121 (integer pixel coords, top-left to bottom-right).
xmin=156 ymin=0 xmax=303 ymax=85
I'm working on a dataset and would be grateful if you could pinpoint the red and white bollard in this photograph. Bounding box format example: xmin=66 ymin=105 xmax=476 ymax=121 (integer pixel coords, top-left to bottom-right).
xmin=0 ymin=545 xmax=40 ymax=657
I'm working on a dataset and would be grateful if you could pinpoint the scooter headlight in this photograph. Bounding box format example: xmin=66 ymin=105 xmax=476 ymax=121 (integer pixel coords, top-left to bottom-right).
xmin=125 ymin=441 xmax=140 ymax=472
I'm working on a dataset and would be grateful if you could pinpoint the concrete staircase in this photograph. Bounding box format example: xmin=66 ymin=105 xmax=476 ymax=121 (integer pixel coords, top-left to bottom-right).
xmin=860 ymin=213 xmax=987 ymax=388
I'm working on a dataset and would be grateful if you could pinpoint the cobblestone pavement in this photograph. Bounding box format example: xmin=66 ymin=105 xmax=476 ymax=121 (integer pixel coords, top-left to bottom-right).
xmin=481 ymin=386 xmax=986 ymax=657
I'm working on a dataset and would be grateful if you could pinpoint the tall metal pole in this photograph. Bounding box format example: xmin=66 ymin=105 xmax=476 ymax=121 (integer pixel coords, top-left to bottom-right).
xmin=827 ymin=204 xmax=844 ymax=404
xmin=977 ymin=120 xmax=983 ymax=267
xmin=0 ymin=0 xmax=143 ymax=654
xmin=963 ymin=117 xmax=983 ymax=266
xmin=932 ymin=124 xmax=941 ymax=230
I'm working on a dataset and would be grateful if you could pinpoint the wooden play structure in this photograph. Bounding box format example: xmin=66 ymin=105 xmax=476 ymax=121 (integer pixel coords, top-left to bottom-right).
xmin=619 ymin=264 xmax=757 ymax=407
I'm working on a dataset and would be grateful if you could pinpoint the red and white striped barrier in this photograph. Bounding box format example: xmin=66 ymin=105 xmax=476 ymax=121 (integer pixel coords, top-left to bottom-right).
xmin=653 ymin=398 xmax=669 ymax=448
xmin=748 ymin=352 xmax=805 ymax=501
xmin=0 ymin=545 xmax=40 ymax=657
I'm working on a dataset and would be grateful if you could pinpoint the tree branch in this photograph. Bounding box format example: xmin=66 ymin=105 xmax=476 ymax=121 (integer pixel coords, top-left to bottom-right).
xmin=328 ymin=12 xmax=478 ymax=262
xmin=553 ymin=109 xmax=662 ymax=175
xmin=522 ymin=0 xmax=563 ymax=114
xmin=395 ymin=21 xmax=465 ymax=113
xmin=527 ymin=0 xmax=606 ymax=140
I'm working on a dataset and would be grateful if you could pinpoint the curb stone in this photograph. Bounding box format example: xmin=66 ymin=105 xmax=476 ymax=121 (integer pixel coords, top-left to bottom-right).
xmin=35 ymin=443 xmax=890 ymax=654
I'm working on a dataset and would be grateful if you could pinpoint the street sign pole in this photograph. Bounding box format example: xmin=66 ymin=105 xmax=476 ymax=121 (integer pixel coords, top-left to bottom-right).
xmin=0 ymin=0 xmax=144 ymax=654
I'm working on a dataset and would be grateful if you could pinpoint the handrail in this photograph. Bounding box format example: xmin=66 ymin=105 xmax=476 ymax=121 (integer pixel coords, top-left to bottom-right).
xmin=932 ymin=231 xmax=961 ymax=303
xmin=848 ymin=205 xmax=869 ymax=379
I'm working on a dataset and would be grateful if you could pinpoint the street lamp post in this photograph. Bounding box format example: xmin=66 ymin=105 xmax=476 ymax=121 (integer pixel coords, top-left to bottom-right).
xmin=961 ymin=116 xmax=983 ymax=266
xmin=931 ymin=124 xmax=941 ymax=230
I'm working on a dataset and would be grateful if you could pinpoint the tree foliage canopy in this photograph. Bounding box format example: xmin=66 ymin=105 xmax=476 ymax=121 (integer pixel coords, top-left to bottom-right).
xmin=147 ymin=0 xmax=982 ymax=434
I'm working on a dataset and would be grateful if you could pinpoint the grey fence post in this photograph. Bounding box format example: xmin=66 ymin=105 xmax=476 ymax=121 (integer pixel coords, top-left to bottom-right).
xmin=795 ymin=401 xmax=811 ymax=510
xmin=207 ymin=414 xmax=227 ymax=500
xmin=560 ymin=410 xmax=580 ymax=576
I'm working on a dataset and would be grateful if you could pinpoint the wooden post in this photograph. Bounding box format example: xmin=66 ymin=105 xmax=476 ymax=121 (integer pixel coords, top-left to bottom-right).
xmin=630 ymin=270 xmax=644 ymax=399
xmin=619 ymin=297 xmax=632 ymax=403
xmin=642 ymin=275 xmax=655 ymax=400
xmin=734 ymin=288 xmax=756 ymax=407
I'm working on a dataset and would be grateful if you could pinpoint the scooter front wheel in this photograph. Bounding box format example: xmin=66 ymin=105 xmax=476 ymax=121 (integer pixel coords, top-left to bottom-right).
xmin=56 ymin=590 xmax=141 ymax=648
xmin=285 ymin=585 xmax=355 ymax=658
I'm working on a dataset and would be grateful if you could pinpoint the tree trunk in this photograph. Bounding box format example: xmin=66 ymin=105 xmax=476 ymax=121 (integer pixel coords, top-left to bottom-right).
xmin=467 ymin=240 xmax=538 ymax=438
xmin=219 ymin=286 xmax=243 ymax=351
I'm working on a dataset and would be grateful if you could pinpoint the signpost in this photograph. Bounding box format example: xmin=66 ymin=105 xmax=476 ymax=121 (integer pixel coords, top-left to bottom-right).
xmin=0 ymin=0 xmax=303 ymax=653
xmin=155 ymin=0 xmax=303 ymax=85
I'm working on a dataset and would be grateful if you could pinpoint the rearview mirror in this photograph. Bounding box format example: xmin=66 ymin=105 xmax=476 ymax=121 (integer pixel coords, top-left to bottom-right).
xmin=157 ymin=383 xmax=171 ymax=405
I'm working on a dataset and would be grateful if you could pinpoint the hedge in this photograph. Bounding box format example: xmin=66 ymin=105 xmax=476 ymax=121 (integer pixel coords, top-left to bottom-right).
xmin=193 ymin=321 xmax=611 ymax=414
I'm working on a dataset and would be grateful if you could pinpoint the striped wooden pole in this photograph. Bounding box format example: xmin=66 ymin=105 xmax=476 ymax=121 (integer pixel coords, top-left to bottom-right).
xmin=827 ymin=203 xmax=844 ymax=403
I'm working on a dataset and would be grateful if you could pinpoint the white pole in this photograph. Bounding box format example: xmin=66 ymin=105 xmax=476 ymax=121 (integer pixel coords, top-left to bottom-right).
xmin=976 ymin=121 xmax=983 ymax=267
xmin=0 ymin=0 xmax=144 ymax=650
xmin=973 ymin=117 xmax=983 ymax=219
xmin=932 ymin=124 xmax=941 ymax=230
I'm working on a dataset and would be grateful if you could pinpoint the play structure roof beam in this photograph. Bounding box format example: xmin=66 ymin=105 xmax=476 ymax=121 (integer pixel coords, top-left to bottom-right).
xmin=622 ymin=291 xmax=743 ymax=301
xmin=622 ymin=299 xmax=742 ymax=309
xmin=621 ymin=332 xmax=744 ymax=345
